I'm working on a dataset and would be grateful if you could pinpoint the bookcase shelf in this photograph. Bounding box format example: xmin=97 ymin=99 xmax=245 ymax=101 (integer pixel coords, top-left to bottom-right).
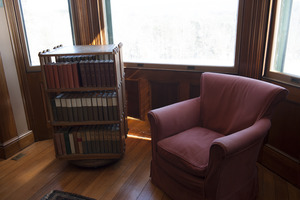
xmin=39 ymin=43 xmax=127 ymax=167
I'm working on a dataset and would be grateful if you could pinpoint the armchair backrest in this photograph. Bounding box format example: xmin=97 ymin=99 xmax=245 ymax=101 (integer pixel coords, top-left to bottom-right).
xmin=199 ymin=72 xmax=288 ymax=135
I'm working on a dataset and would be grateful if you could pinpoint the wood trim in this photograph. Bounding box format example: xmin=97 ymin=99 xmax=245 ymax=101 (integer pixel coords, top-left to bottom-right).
xmin=0 ymin=130 xmax=34 ymax=159
xmin=238 ymin=0 xmax=271 ymax=79
xmin=3 ymin=0 xmax=35 ymax=130
xmin=70 ymin=0 xmax=106 ymax=45
xmin=259 ymin=144 xmax=300 ymax=188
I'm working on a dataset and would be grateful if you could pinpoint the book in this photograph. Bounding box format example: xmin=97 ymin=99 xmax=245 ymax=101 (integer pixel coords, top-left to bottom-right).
xmin=81 ymin=93 xmax=89 ymax=121
xmin=107 ymin=92 xmax=114 ymax=121
xmin=71 ymin=62 xmax=80 ymax=88
xmin=102 ymin=92 xmax=109 ymax=121
xmin=54 ymin=93 xmax=64 ymax=121
xmin=66 ymin=63 xmax=75 ymax=88
xmin=92 ymin=93 xmax=99 ymax=121
xmin=54 ymin=132 xmax=63 ymax=155
xmin=71 ymin=93 xmax=78 ymax=122
xmin=62 ymin=63 xmax=70 ymax=88
xmin=62 ymin=127 xmax=71 ymax=154
xmin=65 ymin=93 xmax=74 ymax=122
xmin=112 ymin=92 xmax=118 ymax=120
xmin=69 ymin=129 xmax=76 ymax=154
xmin=94 ymin=60 xmax=102 ymax=87
xmin=75 ymin=94 xmax=83 ymax=121
xmin=76 ymin=128 xmax=83 ymax=154
xmin=86 ymin=93 xmax=93 ymax=121
xmin=52 ymin=64 xmax=61 ymax=88
xmin=96 ymin=92 xmax=103 ymax=121
xmin=89 ymin=60 xmax=97 ymax=87
xmin=79 ymin=61 xmax=87 ymax=87
xmin=57 ymin=63 xmax=65 ymax=88
xmin=60 ymin=93 xmax=69 ymax=121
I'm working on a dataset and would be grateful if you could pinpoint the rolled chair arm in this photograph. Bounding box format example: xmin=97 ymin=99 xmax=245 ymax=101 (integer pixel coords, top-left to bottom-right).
xmin=148 ymin=97 xmax=201 ymax=143
xmin=205 ymin=118 xmax=271 ymax=199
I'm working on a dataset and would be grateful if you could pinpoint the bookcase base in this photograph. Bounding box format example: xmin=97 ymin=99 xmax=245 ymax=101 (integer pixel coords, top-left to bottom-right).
xmin=70 ymin=159 xmax=119 ymax=168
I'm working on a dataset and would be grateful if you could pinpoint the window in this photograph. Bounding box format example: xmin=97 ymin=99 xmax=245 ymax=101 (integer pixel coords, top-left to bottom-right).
xmin=19 ymin=0 xmax=74 ymax=67
xmin=110 ymin=0 xmax=240 ymax=69
xmin=266 ymin=0 xmax=300 ymax=83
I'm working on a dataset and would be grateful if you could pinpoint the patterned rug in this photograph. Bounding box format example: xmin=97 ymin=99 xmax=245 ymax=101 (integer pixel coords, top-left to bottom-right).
xmin=41 ymin=190 xmax=95 ymax=200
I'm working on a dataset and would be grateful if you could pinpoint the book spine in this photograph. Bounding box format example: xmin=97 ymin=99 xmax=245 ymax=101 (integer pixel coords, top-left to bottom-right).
xmin=71 ymin=62 xmax=80 ymax=88
xmin=79 ymin=61 xmax=87 ymax=87
xmin=57 ymin=64 xmax=65 ymax=88
xmin=67 ymin=63 xmax=75 ymax=88
xmin=62 ymin=63 xmax=70 ymax=88
xmin=52 ymin=64 xmax=61 ymax=88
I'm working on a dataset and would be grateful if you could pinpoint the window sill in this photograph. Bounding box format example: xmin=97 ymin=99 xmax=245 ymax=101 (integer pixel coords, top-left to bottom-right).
xmin=124 ymin=62 xmax=238 ymax=74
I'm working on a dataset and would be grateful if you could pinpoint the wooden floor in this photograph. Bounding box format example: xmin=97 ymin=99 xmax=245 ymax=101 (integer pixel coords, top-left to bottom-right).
xmin=0 ymin=118 xmax=299 ymax=200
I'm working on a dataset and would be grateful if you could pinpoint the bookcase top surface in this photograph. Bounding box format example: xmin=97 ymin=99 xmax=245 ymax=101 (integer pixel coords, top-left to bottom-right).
xmin=40 ymin=44 xmax=118 ymax=56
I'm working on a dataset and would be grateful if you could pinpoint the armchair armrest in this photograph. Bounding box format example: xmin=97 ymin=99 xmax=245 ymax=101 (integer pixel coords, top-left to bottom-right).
xmin=148 ymin=97 xmax=201 ymax=143
xmin=211 ymin=118 xmax=271 ymax=156
xmin=206 ymin=118 xmax=271 ymax=198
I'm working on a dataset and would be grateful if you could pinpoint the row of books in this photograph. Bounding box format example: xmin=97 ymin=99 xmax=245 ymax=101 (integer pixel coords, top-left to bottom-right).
xmin=79 ymin=60 xmax=116 ymax=88
xmin=44 ymin=59 xmax=116 ymax=89
xmin=51 ymin=91 xmax=118 ymax=122
xmin=44 ymin=62 xmax=80 ymax=89
xmin=56 ymin=54 xmax=113 ymax=63
xmin=54 ymin=125 xmax=121 ymax=155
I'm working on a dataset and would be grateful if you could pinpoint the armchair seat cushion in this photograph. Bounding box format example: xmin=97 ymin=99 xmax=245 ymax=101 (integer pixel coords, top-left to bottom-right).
xmin=157 ymin=127 xmax=224 ymax=177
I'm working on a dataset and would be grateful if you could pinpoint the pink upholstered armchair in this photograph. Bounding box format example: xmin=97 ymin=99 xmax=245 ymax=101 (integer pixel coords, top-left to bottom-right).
xmin=148 ymin=72 xmax=288 ymax=200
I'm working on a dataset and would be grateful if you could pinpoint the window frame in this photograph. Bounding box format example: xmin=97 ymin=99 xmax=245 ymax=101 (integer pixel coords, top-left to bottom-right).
xmin=264 ymin=0 xmax=300 ymax=88
xmin=16 ymin=0 xmax=74 ymax=72
xmin=111 ymin=0 xmax=244 ymax=74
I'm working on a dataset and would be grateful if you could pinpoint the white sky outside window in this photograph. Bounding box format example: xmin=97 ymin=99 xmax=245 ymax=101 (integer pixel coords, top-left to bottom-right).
xmin=111 ymin=0 xmax=239 ymax=66
xmin=20 ymin=0 xmax=73 ymax=66
xmin=282 ymin=1 xmax=300 ymax=76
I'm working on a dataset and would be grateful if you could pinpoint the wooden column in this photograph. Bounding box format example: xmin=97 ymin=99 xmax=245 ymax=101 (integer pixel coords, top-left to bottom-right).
xmin=0 ymin=53 xmax=19 ymax=159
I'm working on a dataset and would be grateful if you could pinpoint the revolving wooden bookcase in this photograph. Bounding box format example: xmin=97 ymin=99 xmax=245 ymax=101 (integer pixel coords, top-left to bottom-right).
xmin=39 ymin=43 xmax=127 ymax=167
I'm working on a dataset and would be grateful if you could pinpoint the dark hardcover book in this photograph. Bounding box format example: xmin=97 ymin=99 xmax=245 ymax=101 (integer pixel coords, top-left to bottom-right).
xmin=97 ymin=93 xmax=104 ymax=121
xmin=85 ymin=61 xmax=92 ymax=87
xmin=71 ymin=62 xmax=80 ymax=88
xmin=52 ymin=64 xmax=61 ymax=89
xmin=71 ymin=93 xmax=78 ymax=122
xmin=89 ymin=60 xmax=97 ymax=87
xmin=54 ymin=132 xmax=63 ymax=156
xmin=107 ymin=92 xmax=114 ymax=121
xmin=86 ymin=93 xmax=93 ymax=121
xmin=57 ymin=63 xmax=66 ymax=88
xmin=58 ymin=129 xmax=67 ymax=155
xmin=54 ymin=93 xmax=64 ymax=121
xmin=44 ymin=64 xmax=51 ymax=89
xmin=75 ymin=94 xmax=83 ymax=121
xmin=89 ymin=126 xmax=96 ymax=153
xmin=62 ymin=63 xmax=70 ymax=88
xmin=76 ymin=127 xmax=83 ymax=154
xmin=99 ymin=60 xmax=106 ymax=87
xmin=112 ymin=92 xmax=118 ymax=120
xmin=61 ymin=93 xmax=69 ymax=121
xmin=92 ymin=93 xmax=99 ymax=121
xmin=104 ymin=61 xmax=110 ymax=87
xmin=102 ymin=92 xmax=109 ymax=121
xmin=66 ymin=63 xmax=75 ymax=88
xmin=108 ymin=59 xmax=115 ymax=87
xmin=50 ymin=98 xmax=58 ymax=121
xmin=47 ymin=64 xmax=56 ymax=89
xmin=63 ymin=127 xmax=71 ymax=154
xmin=85 ymin=126 xmax=92 ymax=153
xmin=71 ymin=127 xmax=79 ymax=154
xmin=94 ymin=60 xmax=102 ymax=87
xmin=81 ymin=93 xmax=89 ymax=121
xmin=80 ymin=126 xmax=88 ymax=154
xmin=100 ymin=126 xmax=105 ymax=153
xmin=115 ymin=124 xmax=120 ymax=153
xmin=79 ymin=61 xmax=87 ymax=87
xmin=65 ymin=94 xmax=74 ymax=122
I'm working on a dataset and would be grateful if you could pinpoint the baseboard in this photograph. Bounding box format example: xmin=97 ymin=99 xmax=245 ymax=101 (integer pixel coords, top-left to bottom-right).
xmin=0 ymin=130 xmax=34 ymax=159
xmin=258 ymin=144 xmax=300 ymax=188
